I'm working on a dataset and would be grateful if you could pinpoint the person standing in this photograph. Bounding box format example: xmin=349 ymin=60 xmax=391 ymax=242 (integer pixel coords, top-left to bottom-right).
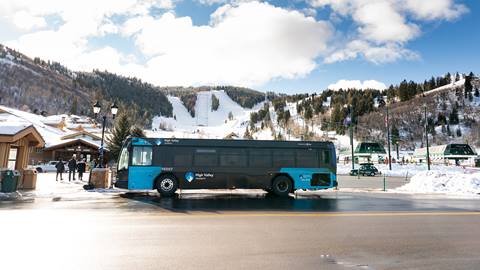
xmin=55 ymin=158 xmax=65 ymax=181
xmin=68 ymin=156 xmax=77 ymax=181
xmin=77 ymin=158 xmax=86 ymax=181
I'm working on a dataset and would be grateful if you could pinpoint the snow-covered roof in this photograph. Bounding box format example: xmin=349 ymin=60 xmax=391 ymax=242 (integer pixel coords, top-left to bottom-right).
xmin=0 ymin=112 xmax=32 ymax=135
xmin=0 ymin=105 xmax=73 ymax=147
xmin=44 ymin=137 xmax=102 ymax=150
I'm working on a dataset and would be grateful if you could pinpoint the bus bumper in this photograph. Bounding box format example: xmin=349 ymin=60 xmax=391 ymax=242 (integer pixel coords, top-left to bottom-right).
xmin=114 ymin=180 xmax=128 ymax=189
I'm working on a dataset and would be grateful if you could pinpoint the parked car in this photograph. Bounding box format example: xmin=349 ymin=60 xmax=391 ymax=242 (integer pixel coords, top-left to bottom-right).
xmin=350 ymin=163 xmax=380 ymax=176
xmin=33 ymin=161 xmax=69 ymax=173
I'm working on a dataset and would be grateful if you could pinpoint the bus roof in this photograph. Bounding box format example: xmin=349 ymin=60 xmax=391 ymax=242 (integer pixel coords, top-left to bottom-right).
xmin=128 ymin=137 xmax=334 ymax=149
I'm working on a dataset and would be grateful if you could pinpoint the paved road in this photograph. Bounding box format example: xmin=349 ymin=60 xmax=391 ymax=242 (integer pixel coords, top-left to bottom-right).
xmin=1 ymin=187 xmax=480 ymax=270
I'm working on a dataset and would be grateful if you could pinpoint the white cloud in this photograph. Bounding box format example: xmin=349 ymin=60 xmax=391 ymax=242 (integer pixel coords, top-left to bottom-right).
xmin=310 ymin=0 xmax=467 ymax=63
xmin=325 ymin=40 xmax=419 ymax=64
xmin=404 ymin=0 xmax=468 ymax=21
xmin=0 ymin=0 xmax=470 ymax=88
xmin=11 ymin=10 xmax=46 ymax=30
xmin=353 ymin=1 xmax=420 ymax=43
xmin=120 ymin=1 xmax=334 ymax=86
xmin=328 ymin=79 xmax=387 ymax=90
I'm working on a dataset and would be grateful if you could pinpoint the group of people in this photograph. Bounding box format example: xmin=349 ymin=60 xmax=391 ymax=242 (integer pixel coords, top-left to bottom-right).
xmin=55 ymin=156 xmax=88 ymax=182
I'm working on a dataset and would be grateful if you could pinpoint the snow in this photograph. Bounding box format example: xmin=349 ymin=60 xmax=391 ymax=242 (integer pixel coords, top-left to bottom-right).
xmin=0 ymin=112 xmax=32 ymax=135
xmin=422 ymin=79 xmax=465 ymax=96
xmin=0 ymin=57 xmax=40 ymax=76
xmin=0 ymin=105 xmax=73 ymax=147
xmin=396 ymin=170 xmax=480 ymax=195
xmin=337 ymin=163 xmax=473 ymax=177
xmin=151 ymin=90 xmax=263 ymax=139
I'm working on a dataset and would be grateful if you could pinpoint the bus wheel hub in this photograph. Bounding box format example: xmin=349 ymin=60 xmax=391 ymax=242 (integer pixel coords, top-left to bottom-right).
xmin=161 ymin=179 xmax=174 ymax=191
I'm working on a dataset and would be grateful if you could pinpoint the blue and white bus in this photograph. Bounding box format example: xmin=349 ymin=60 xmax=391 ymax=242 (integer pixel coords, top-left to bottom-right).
xmin=114 ymin=137 xmax=337 ymax=197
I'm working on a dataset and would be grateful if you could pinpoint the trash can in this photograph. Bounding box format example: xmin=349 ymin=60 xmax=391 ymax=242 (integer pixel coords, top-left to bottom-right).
xmin=90 ymin=168 xmax=110 ymax=189
xmin=1 ymin=170 xmax=20 ymax=193
xmin=21 ymin=169 xmax=38 ymax=190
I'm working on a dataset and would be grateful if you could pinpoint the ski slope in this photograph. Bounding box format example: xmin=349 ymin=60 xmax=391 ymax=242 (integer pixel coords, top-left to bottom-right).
xmin=151 ymin=90 xmax=262 ymax=139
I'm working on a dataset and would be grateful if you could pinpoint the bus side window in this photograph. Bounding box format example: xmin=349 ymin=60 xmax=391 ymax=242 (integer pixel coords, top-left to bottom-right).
xmin=174 ymin=149 xmax=193 ymax=167
xmin=154 ymin=146 xmax=174 ymax=167
xmin=273 ymin=149 xmax=295 ymax=167
xmin=249 ymin=149 xmax=272 ymax=167
xmin=323 ymin=150 xmax=330 ymax=164
xmin=194 ymin=149 xmax=218 ymax=166
xmin=132 ymin=146 xmax=152 ymax=166
xmin=219 ymin=149 xmax=247 ymax=167
xmin=296 ymin=149 xmax=318 ymax=168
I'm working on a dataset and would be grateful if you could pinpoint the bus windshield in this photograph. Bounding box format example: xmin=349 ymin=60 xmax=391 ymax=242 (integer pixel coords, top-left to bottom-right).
xmin=118 ymin=146 xmax=129 ymax=170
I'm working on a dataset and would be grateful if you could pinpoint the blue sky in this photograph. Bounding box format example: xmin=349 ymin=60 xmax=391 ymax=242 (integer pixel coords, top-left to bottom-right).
xmin=0 ymin=0 xmax=478 ymax=94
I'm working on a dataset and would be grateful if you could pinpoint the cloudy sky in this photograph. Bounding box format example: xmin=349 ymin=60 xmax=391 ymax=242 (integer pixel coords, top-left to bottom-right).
xmin=0 ymin=0 xmax=478 ymax=93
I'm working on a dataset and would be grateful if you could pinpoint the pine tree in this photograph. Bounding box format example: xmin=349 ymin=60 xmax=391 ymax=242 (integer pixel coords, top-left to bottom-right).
xmin=70 ymin=98 xmax=78 ymax=115
xmin=130 ymin=126 xmax=146 ymax=138
xmin=107 ymin=113 xmax=132 ymax=162
xmin=455 ymin=72 xmax=460 ymax=82
xmin=391 ymin=125 xmax=400 ymax=144
xmin=464 ymin=74 xmax=473 ymax=98
xmin=449 ymin=107 xmax=459 ymax=125
xmin=211 ymin=94 xmax=220 ymax=111
xmin=456 ymin=128 xmax=462 ymax=137
xmin=244 ymin=127 xmax=252 ymax=139
xmin=474 ymin=88 xmax=479 ymax=97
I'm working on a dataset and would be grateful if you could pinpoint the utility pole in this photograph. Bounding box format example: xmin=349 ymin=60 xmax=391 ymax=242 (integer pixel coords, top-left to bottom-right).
xmin=349 ymin=105 xmax=355 ymax=171
xmin=424 ymin=105 xmax=431 ymax=170
xmin=386 ymin=106 xmax=392 ymax=170
xmin=343 ymin=104 xmax=355 ymax=170
xmin=350 ymin=119 xmax=354 ymax=171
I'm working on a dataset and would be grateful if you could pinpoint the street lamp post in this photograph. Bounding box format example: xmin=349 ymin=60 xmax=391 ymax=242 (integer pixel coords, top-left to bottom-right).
xmin=344 ymin=104 xmax=355 ymax=170
xmin=386 ymin=106 xmax=392 ymax=170
xmin=93 ymin=101 xmax=118 ymax=168
xmin=424 ymin=105 xmax=431 ymax=170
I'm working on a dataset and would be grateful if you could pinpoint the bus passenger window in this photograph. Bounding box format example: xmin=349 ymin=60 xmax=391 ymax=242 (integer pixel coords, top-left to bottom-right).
xmin=219 ymin=149 xmax=247 ymax=167
xmin=174 ymin=150 xmax=193 ymax=166
xmin=249 ymin=149 xmax=272 ymax=167
xmin=323 ymin=150 xmax=330 ymax=164
xmin=194 ymin=149 xmax=217 ymax=166
xmin=296 ymin=149 xmax=318 ymax=168
xmin=132 ymin=147 xmax=153 ymax=166
xmin=273 ymin=150 xmax=295 ymax=167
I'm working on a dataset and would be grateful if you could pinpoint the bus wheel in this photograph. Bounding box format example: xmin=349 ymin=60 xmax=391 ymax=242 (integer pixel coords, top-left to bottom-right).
xmin=271 ymin=176 xmax=292 ymax=197
xmin=156 ymin=174 xmax=178 ymax=197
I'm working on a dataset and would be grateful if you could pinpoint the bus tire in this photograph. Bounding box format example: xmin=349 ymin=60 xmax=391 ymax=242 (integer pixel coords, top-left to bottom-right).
xmin=271 ymin=176 xmax=293 ymax=197
xmin=156 ymin=174 xmax=178 ymax=197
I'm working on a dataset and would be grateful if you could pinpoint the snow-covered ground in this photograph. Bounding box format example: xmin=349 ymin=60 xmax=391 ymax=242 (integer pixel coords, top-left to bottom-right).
xmin=396 ymin=171 xmax=480 ymax=195
xmin=0 ymin=172 xmax=123 ymax=201
xmin=337 ymin=163 xmax=477 ymax=177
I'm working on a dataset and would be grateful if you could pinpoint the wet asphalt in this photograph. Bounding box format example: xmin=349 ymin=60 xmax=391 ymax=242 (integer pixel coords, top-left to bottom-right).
xmin=1 ymin=176 xmax=479 ymax=270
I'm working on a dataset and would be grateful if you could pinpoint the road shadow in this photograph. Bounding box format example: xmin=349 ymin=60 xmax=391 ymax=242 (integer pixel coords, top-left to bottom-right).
xmin=120 ymin=191 xmax=340 ymax=213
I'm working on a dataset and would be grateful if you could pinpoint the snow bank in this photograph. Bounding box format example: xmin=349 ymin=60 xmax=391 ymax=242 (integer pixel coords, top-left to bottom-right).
xmin=337 ymin=163 xmax=470 ymax=177
xmin=396 ymin=171 xmax=480 ymax=195
xmin=0 ymin=191 xmax=22 ymax=201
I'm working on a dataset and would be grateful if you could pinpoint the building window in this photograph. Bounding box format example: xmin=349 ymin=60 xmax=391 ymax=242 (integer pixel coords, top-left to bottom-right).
xmin=7 ymin=148 xmax=18 ymax=169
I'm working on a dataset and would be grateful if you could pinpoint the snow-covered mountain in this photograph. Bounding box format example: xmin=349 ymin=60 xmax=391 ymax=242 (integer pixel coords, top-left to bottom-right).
xmin=150 ymin=90 xmax=264 ymax=139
